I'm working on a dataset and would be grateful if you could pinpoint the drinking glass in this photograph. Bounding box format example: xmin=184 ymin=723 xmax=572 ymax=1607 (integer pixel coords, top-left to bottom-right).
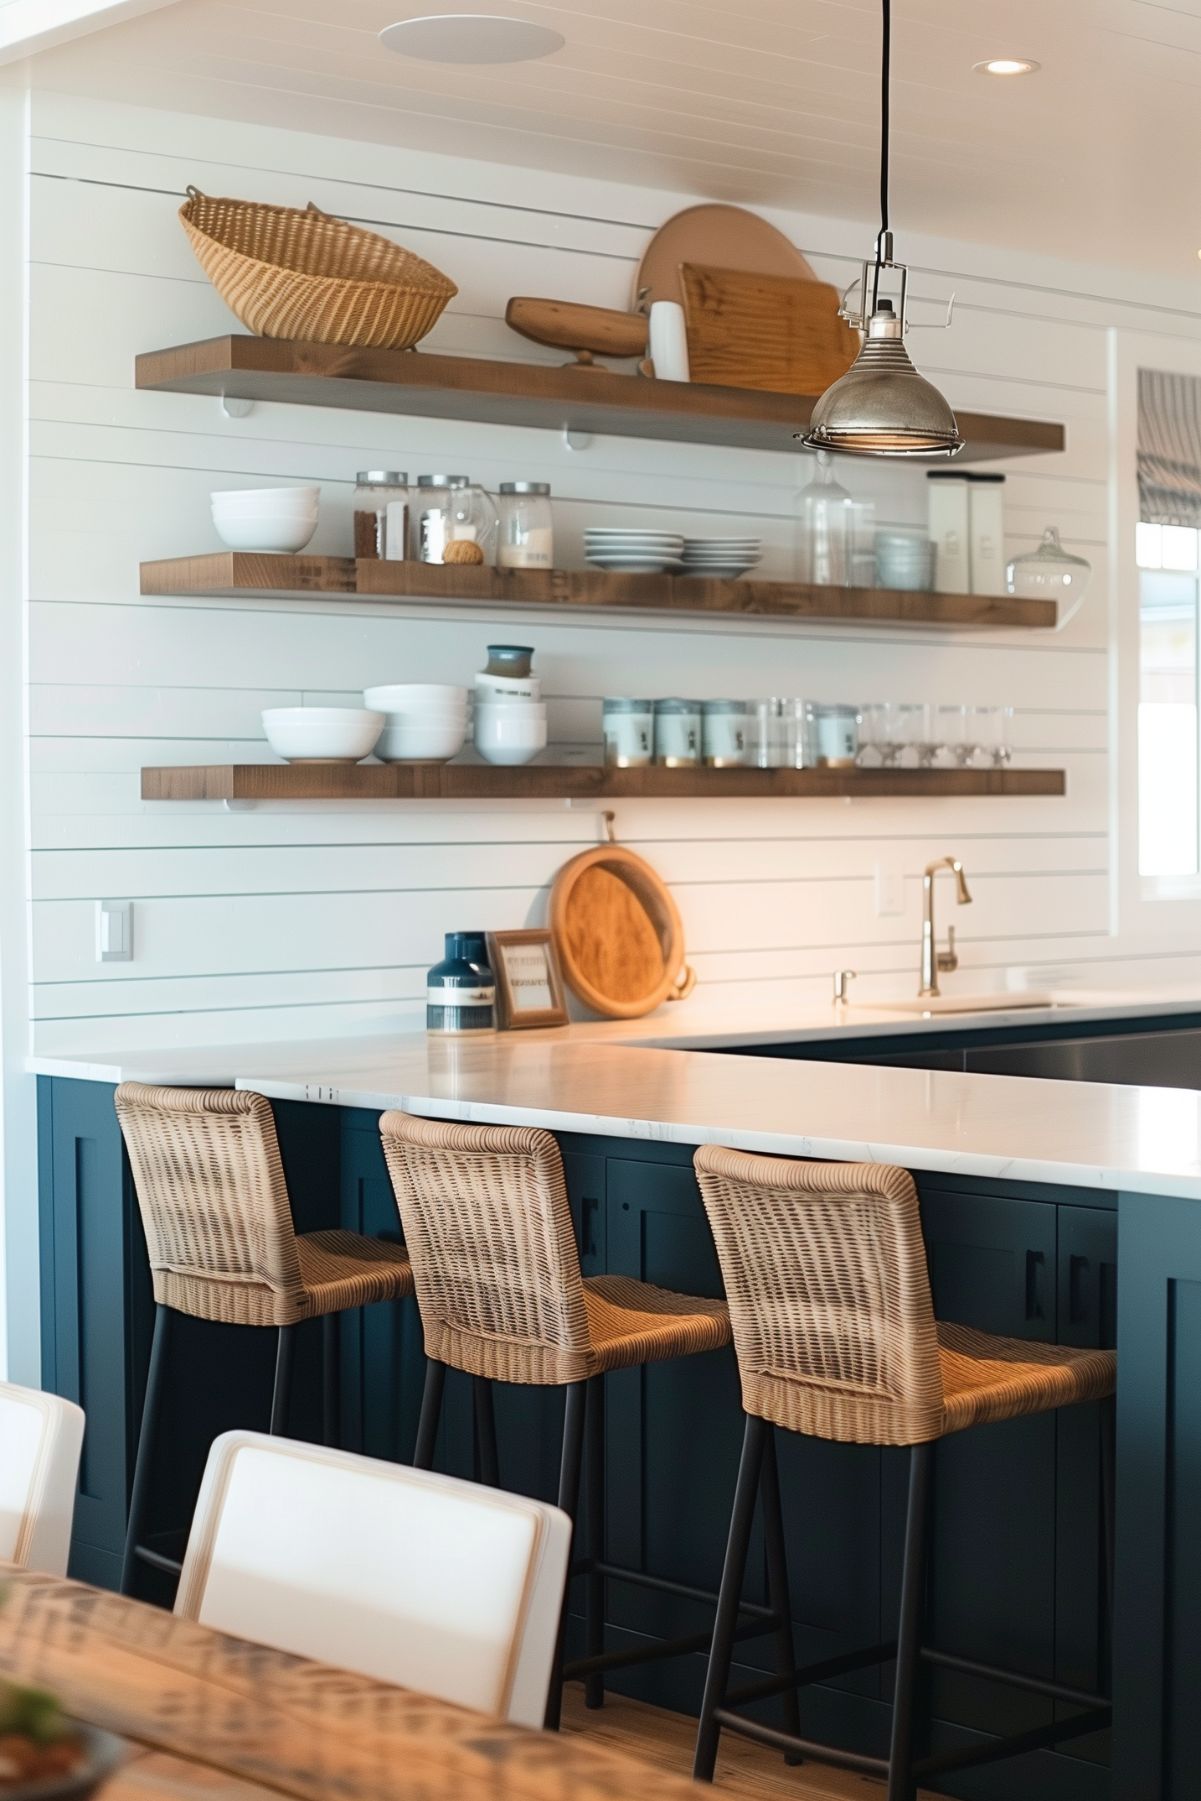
xmin=900 ymin=702 xmax=941 ymax=767
xmin=868 ymin=701 xmax=905 ymax=766
xmin=937 ymin=704 xmax=970 ymax=767
xmin=977 ymin=705 xmax=1014 ymax=766
xmin=753 ymin=698 xmax=804 ymax=768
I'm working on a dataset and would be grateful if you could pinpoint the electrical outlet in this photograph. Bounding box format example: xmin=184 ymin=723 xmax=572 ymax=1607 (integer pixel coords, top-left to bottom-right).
xmin=96 ymin=899 xmax=133 ymax=962
xmin=874 ymin=864 xmax=905 ymax=916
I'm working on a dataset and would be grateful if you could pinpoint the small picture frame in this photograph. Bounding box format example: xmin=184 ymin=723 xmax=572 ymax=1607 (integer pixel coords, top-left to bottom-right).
xmin=489 ymin=929 xmax=569 ymax=1030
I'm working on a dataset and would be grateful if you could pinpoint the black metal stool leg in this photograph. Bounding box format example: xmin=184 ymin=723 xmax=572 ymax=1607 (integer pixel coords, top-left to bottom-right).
xmin=322 ymin=1314 xmax=341 ymax=1448
xmin=545 ymin=1380 xmax=588 ymax=1731
xmin=120 ymin=1304 xmax=172 ymax=1596
xmin=584 ymin=1375 xmax=606 ymax=1709
xmin=760 ymin=1426 xmax=802 ymax=1758
xmin=694 ymin=1413 xmax=769 ymax=1782
xmin=414 ymin=1359 xmax=446 ymax=1469
xmin=269 ymin=1324 xmax=295 ymax=1436
xmin=473 ymin=1377 xmax=500 ymax=1487
xmin=886 ymin=1441 xmax=933 ymax=1801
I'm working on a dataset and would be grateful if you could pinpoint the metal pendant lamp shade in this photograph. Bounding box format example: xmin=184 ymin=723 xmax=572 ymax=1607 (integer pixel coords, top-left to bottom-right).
xmin=799 ymin=0 xmax=963 ymax=460
xmin=804 ymin=304 xmax=962 ymax=458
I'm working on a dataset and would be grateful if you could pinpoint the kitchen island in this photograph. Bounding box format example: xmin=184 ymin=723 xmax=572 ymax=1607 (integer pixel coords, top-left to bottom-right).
xmin=31 ymin=993 xmax=1201 ymax=1801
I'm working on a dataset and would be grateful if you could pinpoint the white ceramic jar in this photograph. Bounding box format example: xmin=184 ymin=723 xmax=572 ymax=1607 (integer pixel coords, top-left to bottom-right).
xmin=702 ymin=700 xmax=752 ymax=767
xmin=602 ymin=698 xmax=654 ymax=768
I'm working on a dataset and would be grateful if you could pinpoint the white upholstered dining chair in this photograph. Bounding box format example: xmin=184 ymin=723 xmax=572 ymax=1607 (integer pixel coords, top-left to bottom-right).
xmin=175 ymin=1430 xmax=572 ymax=1729
xmin=0 ymin=1382 xmax=85 ymax=1575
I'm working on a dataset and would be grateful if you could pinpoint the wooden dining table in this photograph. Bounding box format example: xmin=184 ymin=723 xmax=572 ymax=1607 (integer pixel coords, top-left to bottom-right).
xmin=0 ymin=1567 xmax=704 ymax=1801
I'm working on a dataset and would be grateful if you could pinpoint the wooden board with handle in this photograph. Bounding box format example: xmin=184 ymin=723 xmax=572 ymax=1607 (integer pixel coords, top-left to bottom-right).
xmin=680 ymin=264 xmax=859 ymax=395
xmin=550 ymin=845 xmax=695 ymax=1019
xmin=505 ymin=296 xmax=648 ymax=365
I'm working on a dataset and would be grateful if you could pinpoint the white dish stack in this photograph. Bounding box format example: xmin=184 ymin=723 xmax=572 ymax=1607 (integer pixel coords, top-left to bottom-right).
xmin=585 ymin=528 xmax=685 ymax=574
xmin=363 ymin=684 xmax=469 ymax=762
xmin=212 ymin=486 xmax=320 ymax=553
xmin=680 ymin=536 xmax=762 ymax=581
xmin=474 ymin=666 xmax=547 ymax=766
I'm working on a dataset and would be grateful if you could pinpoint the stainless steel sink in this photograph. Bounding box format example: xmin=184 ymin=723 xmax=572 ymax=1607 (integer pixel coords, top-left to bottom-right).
xmin=860 ymin=991 xmax=1080 ymax=1016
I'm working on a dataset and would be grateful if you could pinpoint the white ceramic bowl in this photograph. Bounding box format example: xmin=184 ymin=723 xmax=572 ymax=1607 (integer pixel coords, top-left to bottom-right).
xmin=212 ymin=486 xmax=320 ymax=512
xmin=214 ymin=514 xmax=318 ymax=553
xmin=474 ymin=710 xmax=548 ymax=765
xmin=376 ymin=719 xmax=467 ymax=762
xmin=262 ymin=707 xmax=383 ymax=763
xmin=364 ymin=684 xmax=468 ymax=712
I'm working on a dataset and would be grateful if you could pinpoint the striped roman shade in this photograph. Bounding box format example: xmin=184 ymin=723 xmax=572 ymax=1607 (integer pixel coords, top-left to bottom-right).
xmin=1139 ymin=368 xmax=1201 ymax=526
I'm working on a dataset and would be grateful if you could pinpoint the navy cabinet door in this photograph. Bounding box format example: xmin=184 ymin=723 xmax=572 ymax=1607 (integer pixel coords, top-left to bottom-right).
xmin=914 ymin=1188 xmax=1059 ymax=1744
xmin=1054 ymin=1204 xmax=1117 ymax=1765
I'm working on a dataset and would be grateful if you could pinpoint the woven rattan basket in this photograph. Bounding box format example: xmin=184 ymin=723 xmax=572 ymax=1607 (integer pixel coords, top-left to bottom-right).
xmin=179 ymin=187 xmax=458 ymax=350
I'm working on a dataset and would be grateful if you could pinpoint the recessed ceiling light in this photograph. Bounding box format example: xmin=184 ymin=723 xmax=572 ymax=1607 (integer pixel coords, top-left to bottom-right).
xmin=379 ymin=13 xmax=565 ymax=63
xmin=973 ymin=57 xmax=1040 ymax=76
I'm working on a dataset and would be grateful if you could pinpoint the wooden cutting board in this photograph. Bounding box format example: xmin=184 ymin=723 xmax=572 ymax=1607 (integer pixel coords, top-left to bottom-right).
xmin=633 ymin=203 xmax=816 ymax=312
xmin=550 ymin=845 xmax=695 ymax=1019
xmin=680 ymin=264 xmax=859 ymax=395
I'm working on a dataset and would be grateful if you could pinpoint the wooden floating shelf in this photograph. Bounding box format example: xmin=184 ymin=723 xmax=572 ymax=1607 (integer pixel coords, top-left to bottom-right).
xmin=134 ymin=336 xmax=1065 ymax=464
xmin=140 ymin=553 xmax=1059 ymax=631
xmin=141 ymin=764 xmax=1067 ymax=803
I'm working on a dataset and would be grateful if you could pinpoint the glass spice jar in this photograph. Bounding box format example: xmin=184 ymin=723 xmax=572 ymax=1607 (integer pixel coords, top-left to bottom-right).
xmin=496 ymin=482 xmax=554 ymax=569
xmin=352 ymin=471 xmax=407 ymax=561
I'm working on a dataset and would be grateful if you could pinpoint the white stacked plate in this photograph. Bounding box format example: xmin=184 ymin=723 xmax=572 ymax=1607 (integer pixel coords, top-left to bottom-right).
xmin=585 ymin=528 xmax=684 ymax=574
xmin=680 ymin=537 xmax=763 ymax=581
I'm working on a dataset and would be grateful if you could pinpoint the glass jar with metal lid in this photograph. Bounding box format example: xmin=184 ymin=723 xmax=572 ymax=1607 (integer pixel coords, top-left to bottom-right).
xmin=411 ymin=475 xmax=498 ymax=566
xmin=653 ymin=698 xmax=701 ymax=767
xmin=496 ymin=482 xmax=554 ymax=570
xmin=353 ymin=471 xmax=407 ymax=561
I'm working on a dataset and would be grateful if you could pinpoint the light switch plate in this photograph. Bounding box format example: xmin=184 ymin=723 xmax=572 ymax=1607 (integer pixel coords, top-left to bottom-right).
xmin=96 ymin=899 xmax=133 ymax=962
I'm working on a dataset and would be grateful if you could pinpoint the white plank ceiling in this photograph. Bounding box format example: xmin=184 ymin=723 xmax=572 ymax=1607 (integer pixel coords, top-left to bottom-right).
xmin=27 ymin=0 xmax=1201 ymax=272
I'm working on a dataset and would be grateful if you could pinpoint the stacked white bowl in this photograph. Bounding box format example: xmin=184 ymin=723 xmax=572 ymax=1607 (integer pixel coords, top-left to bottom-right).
xmin=261 ymin=707 xmax=383 ymax=764
xmin=473 ymin=667 xmax=547 ymax=766
xmin=212 ymin=486 xmax=320 ymax=553
xmin=680 ymin=536 xmax=763 ymax=581
xmin=363 ymin=684 xmax=469 ymax=763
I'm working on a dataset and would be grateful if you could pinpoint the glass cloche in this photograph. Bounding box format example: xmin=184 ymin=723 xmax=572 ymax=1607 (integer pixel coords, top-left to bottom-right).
xmin=1006 ymin=527 xmax=1091 ymax=605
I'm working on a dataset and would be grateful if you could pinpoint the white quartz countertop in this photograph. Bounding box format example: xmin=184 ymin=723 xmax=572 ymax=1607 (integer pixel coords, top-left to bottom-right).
xmin=26 ymin=985 xmax=1201 ymax=1201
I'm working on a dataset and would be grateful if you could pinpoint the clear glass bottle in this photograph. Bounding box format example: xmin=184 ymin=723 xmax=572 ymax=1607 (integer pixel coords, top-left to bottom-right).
xmin=496 ymin=482 xmax=554 ymax=569
xmin=352 ymin=471 xmax=407 ymax=560
xmin=411 ymin=475 xmax=498 ymax=566
xmin=797 ymin=451 xmax=853 ymax=586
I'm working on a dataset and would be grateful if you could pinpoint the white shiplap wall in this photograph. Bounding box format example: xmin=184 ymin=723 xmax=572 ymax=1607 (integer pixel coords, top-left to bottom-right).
xmin=23 ymin=90 xmax=1201 ymax=1054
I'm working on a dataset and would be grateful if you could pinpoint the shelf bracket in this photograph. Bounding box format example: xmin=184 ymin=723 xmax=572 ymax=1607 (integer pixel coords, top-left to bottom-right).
xmin=220 ymin=394 xmax=256 ymax=419
xmin=561 ymin=424 xmax=593 ymax=452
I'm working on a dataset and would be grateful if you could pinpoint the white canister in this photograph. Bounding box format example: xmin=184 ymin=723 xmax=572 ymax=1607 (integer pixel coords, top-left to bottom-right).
xmin=602 ymin=698 xmax=654 ymax=768
xmin=702 ymin=700 xmax=752 ymax=767
xmin=648 ymin=302 xmax=690 ymax=382
xmin=968 ymin=474 xmax=1006 ymax=596
xmin=927 ymin=473 xmax=970 ymax=595
xmin=653 ymin=698 xmax=701 ymax=766
xmin=807 ymin=703 xmax=860 ymax=768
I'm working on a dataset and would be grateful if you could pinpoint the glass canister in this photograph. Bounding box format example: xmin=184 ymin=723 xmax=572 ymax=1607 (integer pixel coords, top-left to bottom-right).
xmin=807 ymin=702 xmax=861 ymax=768
xmin=653 ymin=698 xmax=701 ymax=767
xmin=496 ymin=482 xmax=554 ymax=570
xmin=411 ymin=475 xmax=498 ymax=566
xmin=1006 ymin=526 xmax=1092 ymax=604
xmin=603 ymin=698 xmax=654 ymax=768
xmin=702 ymin=700 xmax=752 ymax=767
xmin=352 ymin=471 xmax=407 ymax=560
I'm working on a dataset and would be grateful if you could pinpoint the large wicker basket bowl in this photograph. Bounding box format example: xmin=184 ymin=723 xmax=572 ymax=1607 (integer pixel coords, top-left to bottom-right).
xmin=179 ymin=187 xmax=458 ymax=351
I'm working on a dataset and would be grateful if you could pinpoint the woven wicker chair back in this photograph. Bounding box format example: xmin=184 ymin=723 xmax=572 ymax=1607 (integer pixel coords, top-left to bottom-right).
xmin=379 ymin=1113 xmax=592 ymax=1385
xmin=694 ymin=1145 xmax=945 ymax=1445
xmin=115 ymin=1084 xmax=305 ymax=1323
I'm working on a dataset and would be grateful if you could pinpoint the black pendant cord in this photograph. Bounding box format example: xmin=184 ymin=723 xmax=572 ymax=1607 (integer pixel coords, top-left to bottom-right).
xmin=877 ymin=0 xmax=891 ymax=256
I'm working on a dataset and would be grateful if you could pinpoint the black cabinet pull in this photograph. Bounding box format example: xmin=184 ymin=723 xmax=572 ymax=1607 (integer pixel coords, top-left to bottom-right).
xmin=1068 ymin=1252 xmax=1089 ymax=1326
xmin=1025 ymin=1249 xmax=1047 ymax=1321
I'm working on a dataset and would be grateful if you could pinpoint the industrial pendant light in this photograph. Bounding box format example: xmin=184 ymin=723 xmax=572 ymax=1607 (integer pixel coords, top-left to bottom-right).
xmin=800 ymin=0 xmax=962 ymax=458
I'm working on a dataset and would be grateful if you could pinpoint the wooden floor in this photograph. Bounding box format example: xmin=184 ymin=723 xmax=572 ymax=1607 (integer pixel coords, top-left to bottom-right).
xmin=561 ymin=1688 xmax=938 ymax=1799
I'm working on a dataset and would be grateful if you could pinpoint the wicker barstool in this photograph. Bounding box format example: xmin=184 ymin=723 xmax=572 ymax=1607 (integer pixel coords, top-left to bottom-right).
xmin=378 ymin=1111 xmax=769 ymax=1730
xmin=691 ymin=1146 xmax=1117 ymax=1800
xmin=115 ymin=1083 xmax=414 ymax=1596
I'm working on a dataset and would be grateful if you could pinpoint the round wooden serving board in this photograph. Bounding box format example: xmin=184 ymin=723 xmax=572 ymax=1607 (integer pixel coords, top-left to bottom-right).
xmin=550 ymin=845 xmax=696 ymax=1018
xmin=633 ymin=203 xmax=816 ymax=312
